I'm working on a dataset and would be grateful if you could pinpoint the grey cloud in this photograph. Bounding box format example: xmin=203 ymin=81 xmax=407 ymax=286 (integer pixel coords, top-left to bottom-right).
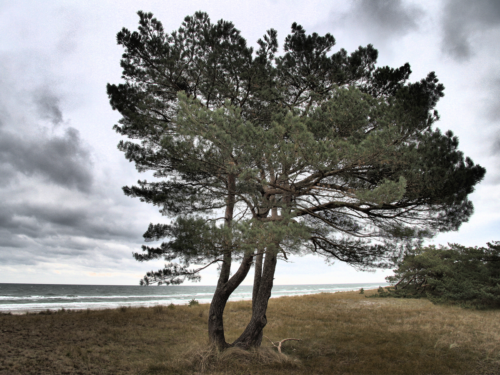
xmin=0 ymin=186 xmax=148 ymax=267
xmin=344 ymin=0 xmax=424 ymax=38
xmin=0 ymin=236 xmax=26 ymax=249
xmin=0 ymin=247 xmax=39 ymax=266
xmin=0 ymin=164 xmax=16 ymax=186
xmin=494 ymin=137 xmax=500 ymax=155
xmin=441 ymin=0 xmax=500 ymax=61
xmin=483 ymin=78 xmax=500 ymax=156
xmin=0 ymin=199 xmax=142 ymax=242
xmin=0 ymin=127 xmax=93 ymax=192
xmin=487 ymin=78 xmax=500 ymax=122
xmin=0 ymin=241 xmax=84 ymax=266
xmin=33 ymin=88 xmax=63 ymax=125
xmin=0 ymin=5 xmax=153 ymax=273
xmin=0 ymin=205 xmax=14 ymax=229
xmin=0 ymin=60 xmax=93 ymax=192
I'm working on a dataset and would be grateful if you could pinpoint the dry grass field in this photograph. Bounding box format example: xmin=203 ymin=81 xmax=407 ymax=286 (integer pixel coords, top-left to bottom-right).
xmin=1 ymin=289 xmax=499 ymax=374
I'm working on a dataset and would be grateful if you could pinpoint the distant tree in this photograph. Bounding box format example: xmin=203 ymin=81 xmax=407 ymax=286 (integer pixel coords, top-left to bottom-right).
xmin=378 ymin=242 xmax=500 ymax=308
xmin=107 ymin=11 xmax=485 ymax=349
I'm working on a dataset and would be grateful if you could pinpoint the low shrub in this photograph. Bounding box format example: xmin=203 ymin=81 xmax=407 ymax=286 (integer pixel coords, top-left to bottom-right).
xmin=371 ymin=242 xmax=500 ymax=308
xmin=188 ymin=299 xmax=199 ymax=307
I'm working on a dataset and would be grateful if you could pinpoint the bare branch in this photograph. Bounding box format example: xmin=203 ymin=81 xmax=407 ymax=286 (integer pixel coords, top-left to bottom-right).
xmin=265 ymin=336 xmax=302 ymax=354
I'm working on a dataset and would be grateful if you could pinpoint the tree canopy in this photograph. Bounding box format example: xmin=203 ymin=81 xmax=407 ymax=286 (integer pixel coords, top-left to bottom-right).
xmin=107 ymin=11 xmax=486 ymax=349
xmin=373 ymin=242 xmax=500 ymax=308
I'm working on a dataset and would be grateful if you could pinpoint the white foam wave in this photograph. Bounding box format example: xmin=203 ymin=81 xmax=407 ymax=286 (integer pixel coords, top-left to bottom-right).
xmin=0 ymin=293 xmax=216 ymax=301
xmin=0 ymin=283 xmax=387 ymax=313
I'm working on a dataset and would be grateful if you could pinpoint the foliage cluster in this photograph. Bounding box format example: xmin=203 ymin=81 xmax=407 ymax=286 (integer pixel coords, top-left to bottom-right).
xmin=107 ymin=11 xmax=485 ymax=285
xmin=371 ymin=242 xmax=500 ymax=308
xmin=188 ymin=298 xmax=200 ymax=306
xmin=107 ymin=10 xmax=485 ymax=348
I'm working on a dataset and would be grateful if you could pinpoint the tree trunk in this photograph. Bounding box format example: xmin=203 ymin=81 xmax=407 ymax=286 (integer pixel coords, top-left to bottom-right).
xmin=208 ymin=253 xmax=253 ymax=349
xmin=209 ymin=173 xmax=279 ymax=350
xmin=252 ymin=250 xmax=263 ymax=311
xmin=208 ymin=173 xmax=254 ymax=349
xmin=232 ymin=247 xmax=278 ymax=349
xmin=251 ymin=250 xmax=264 ymax=346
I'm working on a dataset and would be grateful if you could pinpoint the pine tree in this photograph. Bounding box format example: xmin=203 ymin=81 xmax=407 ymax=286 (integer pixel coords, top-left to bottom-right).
xmin=382 ymin=242 xmax=500 ymax=308
xmin=107 ymin=11 xmax=486 ymax=349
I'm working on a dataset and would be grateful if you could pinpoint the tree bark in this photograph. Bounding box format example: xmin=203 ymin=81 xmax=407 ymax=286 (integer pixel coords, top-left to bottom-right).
xmin=208 ymin=173 xmax=279 ymax=350
xmin=252 ymin=250 xmax=263 ymax=311
xmin=232 ymin=246 xmax=278 ymax=349
xmin=208 ymin=253 xmax=253 ymax=349
xmin=251 ymin=249 xmax=264 ymax=346
xmin=208 ymin=173 xmax=253 ymax=349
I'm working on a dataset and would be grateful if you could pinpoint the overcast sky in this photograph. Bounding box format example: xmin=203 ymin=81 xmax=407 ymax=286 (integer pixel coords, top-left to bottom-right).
xmin=1 ymin=0 xmax=499 ymax=286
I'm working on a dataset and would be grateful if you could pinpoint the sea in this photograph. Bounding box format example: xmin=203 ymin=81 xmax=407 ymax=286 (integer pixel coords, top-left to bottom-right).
xmin=0 ymin=282 xmax=388 ymax=314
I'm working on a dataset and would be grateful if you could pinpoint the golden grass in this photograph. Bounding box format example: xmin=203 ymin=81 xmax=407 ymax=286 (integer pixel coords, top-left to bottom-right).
xmin=0 ymin=289 xmax=498 ymax=374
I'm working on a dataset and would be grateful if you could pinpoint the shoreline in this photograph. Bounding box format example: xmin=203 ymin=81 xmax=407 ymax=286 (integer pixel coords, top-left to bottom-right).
xmin=0 ymin=286 xmax=386 ymax=315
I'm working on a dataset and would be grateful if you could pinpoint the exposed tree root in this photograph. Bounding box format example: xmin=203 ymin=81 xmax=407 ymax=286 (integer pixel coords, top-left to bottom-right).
xmin=265 ymin=336 xmax=302 ymax=353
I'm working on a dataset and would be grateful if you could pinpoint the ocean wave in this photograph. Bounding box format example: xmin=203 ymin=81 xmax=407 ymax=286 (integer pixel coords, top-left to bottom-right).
xmin=0 ymin=283 xmax=388 ymax=313
xmin=0 ymin=286 xmax=376 ymax=302
xmin=0 ymin=297 xmax=218 ymax=312
xmin=0 ymin=293 xmax=216 ymax=301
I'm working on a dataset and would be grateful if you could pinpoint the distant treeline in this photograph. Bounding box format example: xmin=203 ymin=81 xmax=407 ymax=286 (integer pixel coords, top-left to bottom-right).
xmin=371 ymin=242 xmax=500 ymax=308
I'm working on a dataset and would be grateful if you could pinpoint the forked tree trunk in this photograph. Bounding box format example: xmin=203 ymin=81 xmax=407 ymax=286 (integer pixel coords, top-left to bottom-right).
xmin=208 ymin=173 xmax=254 ymax=349
xmin=208 ymin=248 xmax=278 ymax=350
xmin=232 ymin=247 xmax=278 ymax=349
xmin=208 ymin=173 xmax=279 ymax=350
xmin=208 ymin=253 xmax=253 ymax=349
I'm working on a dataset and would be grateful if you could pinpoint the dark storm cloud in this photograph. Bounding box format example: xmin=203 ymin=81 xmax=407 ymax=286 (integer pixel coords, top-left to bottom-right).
xmin=0 ymin=186 xmax=146 ymax=267
xmin=0 ymin=58 xmax=93 ymax=192
xmin=344 ymin=0 xmax=424 ymax=38
xmin=441 ymin=0 xmax=500 ymax=61
xmin=0 ymin=236 xmax=25 ymax=249
xmin=0 ymin=200 xmax=141 ymax=241
xmin=0 ymin=51 xmax=145 ymax=269
xmin=0 ymin=127 xmax=93 ymax=192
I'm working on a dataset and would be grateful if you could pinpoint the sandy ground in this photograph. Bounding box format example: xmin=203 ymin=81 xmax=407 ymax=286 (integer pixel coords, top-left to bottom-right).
xmin=0 ymin=309 xmax=146 ymax=374
xmin=1 ymin=291 xmax=498 ymax=375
